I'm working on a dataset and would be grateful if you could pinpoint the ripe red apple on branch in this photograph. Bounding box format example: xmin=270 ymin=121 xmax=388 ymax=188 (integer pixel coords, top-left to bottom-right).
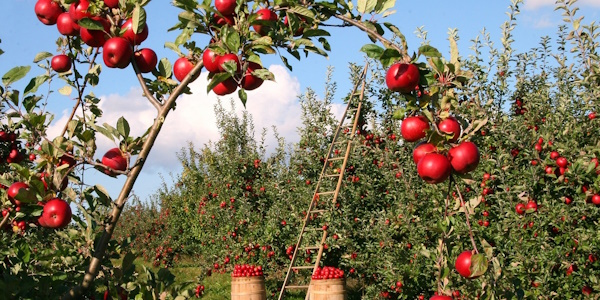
xmin=401 ymin=116 xmax=429 ymax=142
xmin=385 ymin=63 xmax=420 ymax=93
xmin=103 ymin=37 xmax=133 ymax=69
xmin=39 ymin=198 xmax=72 ymax=229
xmin=101 ymin=148 xmax=128 ymax=176
xmin=173 ymin=57 xmax=200 ymax=82
xmin=35 ymin=0 xmax=63 ymax=26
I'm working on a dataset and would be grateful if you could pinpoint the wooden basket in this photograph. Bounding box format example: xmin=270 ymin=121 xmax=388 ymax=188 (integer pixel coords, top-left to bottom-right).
xmin=309 ymin=278 xmax=346 ymax=300
xmin=231 ymin=276 xmax=267 ymax=300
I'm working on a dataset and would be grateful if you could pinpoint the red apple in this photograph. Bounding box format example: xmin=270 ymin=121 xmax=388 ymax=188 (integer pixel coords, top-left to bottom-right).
xmin=240 ymin=61 xmax=264 ymax=90
xmin=591 ymin=194 xmax=600 ymax=205
xmin=556 ymin=157 xmax=568 ymax=168
xmin=173 ymin=57 xmax=200 ymax=82
xmin=121 ymin=18 xmax=149 ymax=46
xmin=69 ymin=0 xmax=91 ymax=22
xmin=51 ymin=54 xmax=72 ymax=73
xmin=35 ymin=0 xmax=64 ymax=25
xmin=430 ymin=296 xmax=452 ymax=300
xmin=448 ymin=141 xmax=480 ymax=174
xmin=525 ymin=200 xmax=538 ymax=213
xmin=252 ymin=8 xmax=278 ymax=36
xmin=102 ymin=147 xmax=127 ymax=176
xmin=412 ymin=142 xmax=437 ymax=164
xmin=7 ymin=182 xmax=32 ymax=206
xmin=212 ymin=77 xmax=237 ymax=96
xmin=103 ymin=37 xmax=133 ymax=69
xmin=515 ymin=203 xmax=526 ymax=215
xmin=215 ymin=0 xmax=236 ymax=16
xmin=80 ymin=17 xmax=110 ymax=47
xmin=134 ymin=48 xmax=158 ymax=73
xmin=214 ymin=13 xmax=235 ymax=26
xmin=385 ymin=63 xmax=420 ymax=93
xmin=455 ymin=250 xmax=473 ymax=278
xmin=56 ymin=12 xmax=80 ymax=36
xmin=438 ymin=116 xmax=461 ymax=142
xmin=202 ymin=48 xmax=222 ymax=73
xmin=41 ymin=198 xmax=72 ymax=229
xmin=104 ymin=0 xmax=119 ymax=8
xmin=218 ymin=53 xmax=241 ymax=73
xmin=417 ymin=153 xmax=451 ymax=184
xmin=401 ymin=115 xmax=429 ymax=142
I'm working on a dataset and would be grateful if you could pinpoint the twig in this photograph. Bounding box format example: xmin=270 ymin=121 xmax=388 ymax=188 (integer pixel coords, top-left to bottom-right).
xmin=0 ymin=212 xmax=10 ymax=229
xmin=334 ymin=14 xmax=406 ymax=58
xmin=454 ymin=178 xmax=479 ymax=254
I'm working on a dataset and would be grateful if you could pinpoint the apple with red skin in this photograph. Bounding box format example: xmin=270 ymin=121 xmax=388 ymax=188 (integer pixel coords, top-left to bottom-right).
xmin=69 ymin=0 xmax=91 ymax=22
xmin=591 ymin=194 xmax=600 ymax=205
xmin=455 ymin=250 xmax=473 ymax=278
xmin=448 ymin=141 xmax=480 ymax=174
xmin=215 ymin=0 xmax=236 ymax=16
xmin=412 ymin=142 xmax=437 ymax=164
xmin=438 ymin=116 xmax=461 ymax=142
xmin=283 ymin=15 xmax=306 ymax=36
xmin=173 ymin=57 xmax=200 ymax=82
xmin=401 ymin=116 xmax=429 ymax=142
xmin=134 ymin=48 xmax=158 ymax=73
xmin=417 ymin=153 xmax=451 ymax=184
xmin=104 ymin=0 xmax=119 ymax=8
xmin=385 ymin=63 xmax=420 ymax=93
xmin=515 ymin=203 xmax=526 ymax=215
xmin=51 ymin=54 xmax=72 ymax=73
xmin=121 ymin=18 xmax=149 ymax=46
xmin=102 ymin=148 xmax=127 ymax=176
xmin=56 ymin=12 xmax=80 ymax=36
xmin=252 ymin=8 xmax=278 ymax=36
xmin=212 ymin=77 xmax=237 ymax=96
xmin=240 ymin=62 xmax=264 ymax=90
xmin=80 ymin=17 xmax=110 ymax=47
xmin=35 ymin=0 xmax=64 ymax=25
xmin=7 ymin=182 xmax=32 ymax=207
xmin=103 ymin=37 xmax=133 ymax=69
xmin=525 ymin=200 xmax=538 ymax=213
xmin=202 ymin=48 xmax=222 ymax=73
xmin=556 ymin=157 xmax=568 ymax=168
xmin=218 ymin=53 xmax=241 ymax=73
xmin=430 ymin=296 xmax=452 ymax=300
xmin=40 ymin=198 xmax=72 ymax=229
xmin=214 ymin=13 xmax=235 ymax=26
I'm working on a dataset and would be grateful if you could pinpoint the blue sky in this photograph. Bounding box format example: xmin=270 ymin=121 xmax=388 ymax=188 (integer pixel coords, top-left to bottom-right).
xmin=2 ymin=0 xmax=600 ymax=203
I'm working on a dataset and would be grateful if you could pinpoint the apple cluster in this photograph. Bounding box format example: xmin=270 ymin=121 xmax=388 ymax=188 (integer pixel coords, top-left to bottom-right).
xmin=34 ymin=0 xmax=158 ymax=74
xmin=401 ymin=115 xmax=480 ymax=184
xmin=232 ymin=264 xmax=264 ymax=277
xmin=0 ymin=130 xmax=26 ymax=164
xmin=194 ymin=284 xmax=205 ymax=298
xmin=311 ymin=266 xmax=344 ymax=280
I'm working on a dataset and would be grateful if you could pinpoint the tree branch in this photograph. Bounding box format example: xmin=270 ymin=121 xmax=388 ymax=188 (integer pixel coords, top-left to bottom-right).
xmin=62 ymin=61 xmax=204 ymax=300
xmin=334 ymin=14 xmax=407 ymax=59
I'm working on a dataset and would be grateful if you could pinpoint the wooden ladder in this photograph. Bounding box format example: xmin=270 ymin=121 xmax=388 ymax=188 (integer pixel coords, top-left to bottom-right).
xmin=277 ymin=64 xmax=369 ymax=300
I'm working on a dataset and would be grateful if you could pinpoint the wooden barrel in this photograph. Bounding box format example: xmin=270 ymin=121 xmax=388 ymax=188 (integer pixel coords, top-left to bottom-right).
xmin=231 ymin=276 xmax=267 ymax=300
xmin=309 ymin=278 xmax=346 ymax=300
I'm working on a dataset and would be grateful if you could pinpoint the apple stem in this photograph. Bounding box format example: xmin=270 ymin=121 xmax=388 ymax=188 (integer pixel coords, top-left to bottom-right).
xmin=454 ymin=179 xmax=479 ymax=254
xmin=62 ymin=61 xmax=206 ymax=300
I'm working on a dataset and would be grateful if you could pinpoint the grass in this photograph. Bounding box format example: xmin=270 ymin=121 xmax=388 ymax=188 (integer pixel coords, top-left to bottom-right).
xmin=125 ymin=256 xmax=362 ymax=299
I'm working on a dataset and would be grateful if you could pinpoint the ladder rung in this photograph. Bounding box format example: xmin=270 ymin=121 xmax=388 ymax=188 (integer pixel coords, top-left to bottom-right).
xmin=328 ymin=157 xmax=344 ymax=161
xmin=317 ymin=191 xmax=335 ymax=195
xmin=325 ymin=173 xmax=341 ymax=178
xmin=301 ymin=246 xmax=321 ymax=250
xmin=285 ymin=285 xmax=310 ymax=289
xmin=292 ymin=266 xmax=315 ymax=270
xmin=310 ymin=209 xmax=327 ymax=213
xmin=305 ymin=227 xmax=324 ymax=231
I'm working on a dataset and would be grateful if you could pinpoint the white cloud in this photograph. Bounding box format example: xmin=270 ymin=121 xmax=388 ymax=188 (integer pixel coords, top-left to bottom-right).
xmin=48 ymin=64 xmax=304 ymax=175
xmin=524 ymin=0 xmax=600 ymax=10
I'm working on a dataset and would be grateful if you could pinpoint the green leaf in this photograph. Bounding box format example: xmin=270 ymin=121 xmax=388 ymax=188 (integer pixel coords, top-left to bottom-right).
xmin=288 ymin=6 xmax=315 ymax=19
xmin=392 ymin=108 xmax=405 ymax=120
xmin=59 ymin=85 xmax=73 ymax=96
xmin=301 ymin=29 xmax=331 ymax=38
xmin=24 ymin=75 xmax=50 ymax=96
xmin=33 ymin=52 xmax=53 ymax=63
xmin=470 ymin=253 xmax=489 ymax=278
xmin=357 ymin=0 xmax=377 ymax=14
xmin=94 ymin=185 xmax=112 ymax=206
xmin=132 ymin=5 xmax=147 ymax=34
xmin=360 ymin=44 xmax=384 ymax=59
xmin=223 ymin=26 xmax=241 ymax=53
xmin=206 ymin=73 xmax=232 ymax=93
xmin=238 ymin=88 xmax=247 ymax=107
xmin=3 ymin=66 xmax=31 ymax=86
xmin=117 ymin=117 xmax=130 ymax=138
xmin=159 ymin=58 xmax=173 ymax=79
xmin=419 ymin=45 xmax=442 ymax=58
xmin=78 ymin=18 xmax=104 ymax=30
xmin=122 ymin=251 xmax=137 ymax=272
xmin=375 ymin=0 xmax=396 ymax=14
